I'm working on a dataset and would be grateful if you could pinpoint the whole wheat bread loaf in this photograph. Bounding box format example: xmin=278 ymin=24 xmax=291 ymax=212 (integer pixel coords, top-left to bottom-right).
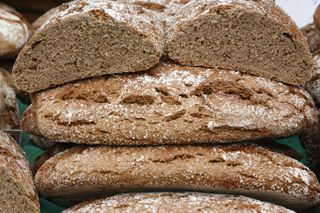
xmin=304 ymin=55 xmax=320 ymax=107
xmin=25 ymin=62 xmax=317 ymax=146
xmin=0 ymin=131 xmax=40 ymax=212
xmin=0 ymin=3 xmax=31 ymax=58
xmin=0 ymin=68 xmax=19 ymax=130
xmin=13 ymin=0 xmax=164 ymax=93
xmin=63 ymin=193 xmax=294 ymax=213
xmin=167 ymin=0 xmax=313 ymax=85
xmin=300 ymin=112 xmax=320 ymax=166
xmin=301 ymin=23 xmax=320 ymax=56
xmin=34 ymin=143 xmax=320 ymax=210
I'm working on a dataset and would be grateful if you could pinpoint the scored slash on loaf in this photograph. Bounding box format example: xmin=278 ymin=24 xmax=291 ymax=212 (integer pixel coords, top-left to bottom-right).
xmin=33 ymin=143 xmax=320 ymax=210
xmin=23 ymin=62 xmax=317 ymax=146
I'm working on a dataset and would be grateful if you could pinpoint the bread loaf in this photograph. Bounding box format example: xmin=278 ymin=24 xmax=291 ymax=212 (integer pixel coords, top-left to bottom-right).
xmin=0 ymin=68 xmax=19 ymax=130
xmin=167 ymin=0 xmax=313 ymax=85
xmin=24 ymin=62 xmax=317 ymax=146
xmin=32 ymin=7 xmax=59 ymax=34
xmin=116 ymin=0 xmax=190 ymax=27
xmin=13 ymin=0 xmax=164 ymax=93
xmin=0 ymin=3 xmax=31 ymax=57
xmin=301 ymin=23 xmax=320 ymax=56
xmin=300 ymin=112 xmax=320 ymax=166
xmin=63 ymin=193 xmax=294 ymax=213
xmin=34 ymin=143 xmax=320 ymax=210
xmin=0 ymin=131 xmax=40 ymax=212
xmin=304 ymin=55 xmax=320 ymax=107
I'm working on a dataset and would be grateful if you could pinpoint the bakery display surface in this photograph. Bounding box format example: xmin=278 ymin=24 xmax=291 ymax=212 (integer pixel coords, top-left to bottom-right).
xmin=1 ymin=0 xmax=320 ymax=212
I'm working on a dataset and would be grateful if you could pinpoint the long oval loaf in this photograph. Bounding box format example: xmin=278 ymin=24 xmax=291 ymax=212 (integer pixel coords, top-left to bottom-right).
xmin=0 ymin=131 xmax=40 ymax=212
xmin=167 ymin=0 xmax=313 ymax=85
xmin=34 ymin=143 xmax=320 ymax=210
xmin=63 ymin=193 xmax=294 ymax=213
xmin=26 ymin=62 xmax=317 ymax=146
xmin=13 ymin=0 xmax=164 ymax=93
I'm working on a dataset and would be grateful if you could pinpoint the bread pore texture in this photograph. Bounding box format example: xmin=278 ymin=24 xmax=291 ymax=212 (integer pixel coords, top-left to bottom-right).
xmin=167 ymin=0 xmax=314 ymax=85
xmin=13 ymin=0 xmax=164 ymax=92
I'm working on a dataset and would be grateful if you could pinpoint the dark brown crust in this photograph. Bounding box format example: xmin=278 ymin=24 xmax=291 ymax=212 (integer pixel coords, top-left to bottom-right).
xmin=63 ymin=193 xmax=294 ymax=213
xmin=0 ymin=131 xmax=40 ymax=212
xmin=301 ymin=23 xmax=320 ymax=56
xmin=25 ymin=62 xmax=317 ymax=146
xmin=22 ymin=105 xmax=41 ymax=136
xmin=300 ymin=113 xmax=320 ymax=166
xmin=34 ymin=143 xmax=320 ymax=210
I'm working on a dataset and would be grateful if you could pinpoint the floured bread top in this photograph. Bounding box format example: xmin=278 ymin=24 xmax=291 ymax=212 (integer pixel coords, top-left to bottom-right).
xmin=64 ymin=192 xmax=294 ymax=213
xmin=0 ymin=3 xmax=29 ymax=56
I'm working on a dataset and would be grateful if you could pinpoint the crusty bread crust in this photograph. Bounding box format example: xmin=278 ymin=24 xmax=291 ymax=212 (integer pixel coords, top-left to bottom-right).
xmin=0 ymin=2 xmax=31 ymax=57
xmin=34 ymin=143 xmax=320 ymax=210
xmin=300 ymin=112 xmax=320 ymax=166
xmin=26 ymin=62 xmax=317 ymax=146
xmin=63 ymin=193 xmax=294 ymax=213
xmin=0 ymin=131 xmax=40 ymax=212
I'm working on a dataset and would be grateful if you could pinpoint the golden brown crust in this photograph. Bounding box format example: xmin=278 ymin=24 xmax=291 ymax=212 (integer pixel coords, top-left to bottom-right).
xmin=26 ymin=62 xmax=317 ymax=146
xmin=34 ymin=143 xmax=320 ymax=210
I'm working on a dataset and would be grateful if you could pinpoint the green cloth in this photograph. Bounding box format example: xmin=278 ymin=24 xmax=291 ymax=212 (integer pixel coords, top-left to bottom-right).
xmin=17 ymin=99 xmax=317 ymax=213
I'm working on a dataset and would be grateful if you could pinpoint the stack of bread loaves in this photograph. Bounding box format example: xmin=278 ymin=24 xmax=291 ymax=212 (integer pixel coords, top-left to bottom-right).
xmin=11 ymin=0 xmax=320 ymax=212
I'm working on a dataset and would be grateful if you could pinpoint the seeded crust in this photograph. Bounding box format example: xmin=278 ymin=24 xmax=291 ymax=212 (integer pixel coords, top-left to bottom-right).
xmin=167 ymin=0 xmax=314 ymax=85
xmin=0 ymin=68 xmax=19 ymax=130
xmin=0 ymin=2 xmax=31 ymax=58
xmin=34 ymin=143 xmax=320 ymax=210
xmin=25 ymin=62 xmax=317 ymax=146
xmin=63 ymin=192 xmax=294 ymax=213
xmin=0 ymin=131 xmax=40 ymax=213
xmin=13 ymin=0 xmax=165 ymax=93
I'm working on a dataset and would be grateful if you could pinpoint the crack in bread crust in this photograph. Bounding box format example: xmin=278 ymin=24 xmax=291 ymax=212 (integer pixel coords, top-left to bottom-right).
xmin=25 ymin=62 xmax=317 ymax=146
xmin=34 ymin=143 xmax=320 ymax=210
